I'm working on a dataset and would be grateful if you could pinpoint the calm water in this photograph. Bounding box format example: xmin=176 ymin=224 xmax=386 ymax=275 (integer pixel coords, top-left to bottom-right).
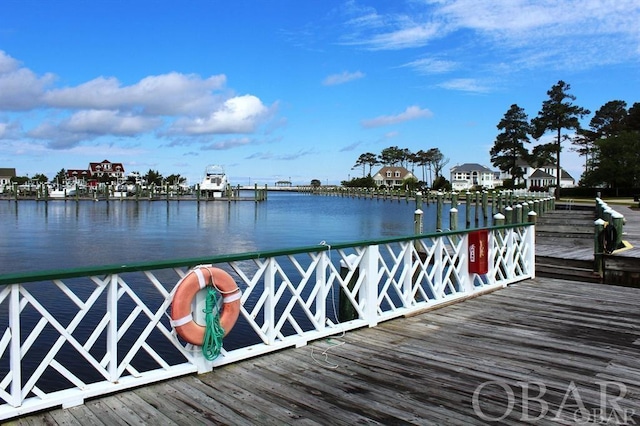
xmin=0 ymin=192 xmax=480 ymax=275
xmin=0 ymin=192 xmax=485 ymax=391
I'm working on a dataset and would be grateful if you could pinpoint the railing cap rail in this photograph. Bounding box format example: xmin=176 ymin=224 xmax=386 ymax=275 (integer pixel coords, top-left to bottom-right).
xmin=0 ymin=223 xmax=533 ymax=286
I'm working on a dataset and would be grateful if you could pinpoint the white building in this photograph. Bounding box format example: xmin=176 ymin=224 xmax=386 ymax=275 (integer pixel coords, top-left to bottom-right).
xmin=499 ymin=159 xmax=575 ymax=189
xmin=450 ymin=163 xmax=498 ymax=191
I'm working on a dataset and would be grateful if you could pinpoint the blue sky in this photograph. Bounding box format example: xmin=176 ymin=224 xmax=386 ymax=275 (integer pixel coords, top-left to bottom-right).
xmin=0 ymin=1 xmax=638 ymax=186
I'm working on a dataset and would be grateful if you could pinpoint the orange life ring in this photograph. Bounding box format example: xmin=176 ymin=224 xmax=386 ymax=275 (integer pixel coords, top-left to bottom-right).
xmin=170 ymin=266 xmax=241 ymax=346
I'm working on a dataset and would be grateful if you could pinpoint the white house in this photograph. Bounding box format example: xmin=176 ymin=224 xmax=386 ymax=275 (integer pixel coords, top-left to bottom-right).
xmin=449 ymin=163 xmax=498 ymax=191
xmin=499 ymin=159 xmax=575 ymax=189
xmin=372 ymin=166 xmax=416 ymax=188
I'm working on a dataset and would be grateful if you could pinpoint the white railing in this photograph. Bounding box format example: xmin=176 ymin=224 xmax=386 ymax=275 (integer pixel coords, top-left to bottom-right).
xmin=0 ymin=224 xmax=535 ymax=420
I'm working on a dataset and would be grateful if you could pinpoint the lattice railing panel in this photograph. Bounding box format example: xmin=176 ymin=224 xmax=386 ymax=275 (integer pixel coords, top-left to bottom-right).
xmin=0 ymin=224 xmax=534 ymax=420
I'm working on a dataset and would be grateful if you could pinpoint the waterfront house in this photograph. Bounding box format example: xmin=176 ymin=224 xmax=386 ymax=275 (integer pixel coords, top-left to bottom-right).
xmin=0 ymin=168 xmax=16 ymax=190
xmin=87 ymin=159 xmax=125 ymax=187
xmin=499 ymin=159 xmax=575 ymax=189
xmin=65 ymin=169 xmax=91 ymax=187
xmin=450 ymin=163 xmax=498 ymax=190
xmin=372 ymin=166 xmax=416 ymax=188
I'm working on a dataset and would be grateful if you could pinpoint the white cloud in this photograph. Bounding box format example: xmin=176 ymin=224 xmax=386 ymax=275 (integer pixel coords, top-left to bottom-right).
xmin=0 ymin=121 xmax=21 ymax=139
xmin=322 ymin=71 xmax=365 ymax=86
xmin=171 ymin=95 xmax=272 ymax=135
xmin=361 ymin=106 xmax=433 ymax=128
xmin=62 ymin=110 xmax=161 ymax=135
xmin=28 ymin=110 xmax=162 ymax=148
xmin=44 ymin=72 xmax=228 ymax=115
xmin=401 ymin=58 xmax=458 ymax=74
xmin=0 ymin=51 xmax=276 ymax=149
xmin=437 ymin=78 xmax=490 ymax=93
xmin=0 ymin=51 xmax=56 ymax=110
xmin=0 ymin=51 xmax=20 ymax=74
xmin=202 ymin=137 xmax=253 ymax=150
xmin=365 ymin=23 xmax=443 ymax=50
xmin=342 ymin=0 xmax=640 ymax=71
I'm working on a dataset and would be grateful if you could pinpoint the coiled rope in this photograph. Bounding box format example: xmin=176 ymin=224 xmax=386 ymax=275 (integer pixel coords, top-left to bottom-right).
xmin=201 ymin=282 xmax=225 ymax=360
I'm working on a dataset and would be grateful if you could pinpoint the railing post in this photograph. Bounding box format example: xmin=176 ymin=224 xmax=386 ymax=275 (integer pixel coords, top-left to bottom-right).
xmin=434 ymin=236 xmax=445 ymax=298
xmin=361 ymin=245 xmax=379 ymax=327
xmin=9 ymin=284 xmax=21 ymax=407
xmin=314 ymin=251 xmax=327 ymax=324
xmin=107 ymin=274 xmax=119 ymax=381
xmin=403 ymin=239 xmax=414 ymax=307
xmin=264 ymin=258 xmax=277 ymax=344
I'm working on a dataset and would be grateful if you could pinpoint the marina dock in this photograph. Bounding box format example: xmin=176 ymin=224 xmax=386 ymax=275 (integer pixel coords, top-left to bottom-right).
xmin=9 ymin=276 xmax=640 ymax=425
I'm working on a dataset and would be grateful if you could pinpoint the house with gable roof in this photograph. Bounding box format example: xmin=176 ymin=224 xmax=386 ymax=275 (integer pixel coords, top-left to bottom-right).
xmin=498 ymin=159 xmax=575 ymax=189
xmin=65 ymin=169 xmax=91 ymax=187
xmin=372 ymin=166 xmax=416 ymax=188
xmin=449 ymin=163 xmax=498 ymax=191
xmin=87 ymin=160 xmax=126 ymax=186
xmin=0 ymin=168 xmax=16 ymax=190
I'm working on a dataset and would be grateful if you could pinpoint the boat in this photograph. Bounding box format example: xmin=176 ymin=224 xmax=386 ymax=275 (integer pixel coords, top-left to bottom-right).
xmin=48 ymin=185 xmax=77 ymax=198
xmin=199 ymin=165 xmax=228 ymax=198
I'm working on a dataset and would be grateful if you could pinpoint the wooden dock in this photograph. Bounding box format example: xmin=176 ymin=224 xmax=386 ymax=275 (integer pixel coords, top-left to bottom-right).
xmin=9 ymin=276 xmax=640 ymax=425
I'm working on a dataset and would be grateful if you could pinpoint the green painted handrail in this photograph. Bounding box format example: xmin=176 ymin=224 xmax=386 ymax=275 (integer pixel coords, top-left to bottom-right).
xmin=0 ymin=223 xmax=533 ymax=286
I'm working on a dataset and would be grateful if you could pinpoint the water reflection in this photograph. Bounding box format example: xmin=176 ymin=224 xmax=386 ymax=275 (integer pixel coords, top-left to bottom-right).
xmin=0 ymin=193 xmax=478 ymax=275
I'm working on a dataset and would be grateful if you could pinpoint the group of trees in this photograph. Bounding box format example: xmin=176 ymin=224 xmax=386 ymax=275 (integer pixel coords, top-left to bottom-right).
xmin=490 ymin=79 xmax=639 ymax=197
xmin=575 ymin=101 xmax=640 ymax=192
xmin=347 ymin=146 xmax=449 ymax=189
xmin=10 ymin=169 xmax=187 ymax=187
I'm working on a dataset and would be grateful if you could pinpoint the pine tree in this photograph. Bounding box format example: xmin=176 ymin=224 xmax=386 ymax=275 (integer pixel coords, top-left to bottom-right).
xmin=490 ymin=104 xmax=531 ymax=187
xmin=531 ymin=81 xmax=590 ymax=199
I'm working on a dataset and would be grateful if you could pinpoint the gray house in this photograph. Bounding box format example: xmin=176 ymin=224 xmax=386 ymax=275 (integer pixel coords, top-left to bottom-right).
xmin=450 ymin=163 xmax=498 ymax=191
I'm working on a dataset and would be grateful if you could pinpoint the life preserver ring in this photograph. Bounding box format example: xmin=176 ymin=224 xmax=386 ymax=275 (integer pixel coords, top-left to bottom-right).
xmin=170 ymin=266 xmax=241 ymax=346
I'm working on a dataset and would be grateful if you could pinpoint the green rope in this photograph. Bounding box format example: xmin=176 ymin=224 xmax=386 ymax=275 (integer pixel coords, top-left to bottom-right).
xmin=202 ymin=287 xmax=225 ymax=360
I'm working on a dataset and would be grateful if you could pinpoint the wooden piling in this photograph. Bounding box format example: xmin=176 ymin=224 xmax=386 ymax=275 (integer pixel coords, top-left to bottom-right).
xmin=450 ymin=208 xmax=458 ymax=231
xmin=482 ymin=191 xmax=488 ymax=220
xmin=465 ymin=191 xmax=471 ymax=228
xmin=436 ymin=192 xmax=443 ymax=231
xmin=594 ymin=218 xmax=605 ymax=275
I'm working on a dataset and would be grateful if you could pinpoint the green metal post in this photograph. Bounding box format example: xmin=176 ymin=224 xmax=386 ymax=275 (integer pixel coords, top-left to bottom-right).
xmin=594 ymin=218 xmax=605 ymax=275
